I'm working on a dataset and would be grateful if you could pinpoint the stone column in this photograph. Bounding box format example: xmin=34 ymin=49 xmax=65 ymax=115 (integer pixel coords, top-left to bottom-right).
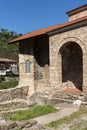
xmin=58 ymin=53 xmax=62 ymax=87
xmin=83 ymin=54 xmax=87 ymax=92
xmin=49 ymin=38 xmax=62 ymax=89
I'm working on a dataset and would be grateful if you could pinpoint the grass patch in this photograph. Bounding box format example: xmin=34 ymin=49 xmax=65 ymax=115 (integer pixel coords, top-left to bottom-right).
xmin=10 ymin=105 xmax=57 ymax=121
xmin=46 ymin=106 xmax=87 ymax=129
xmin=0 ymin=77 xmax=18 ymax=89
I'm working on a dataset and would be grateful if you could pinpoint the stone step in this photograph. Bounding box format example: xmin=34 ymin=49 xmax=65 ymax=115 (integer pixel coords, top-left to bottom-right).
xmin=34 ymin=95 xmax=87 ymax=109
xmin=0 ymin=107 xmax=33 ymax=118
xmin=34 ymin=95 xmax=73 ymax=106
xmin=0 ymin=98 xmax=36 ymax=111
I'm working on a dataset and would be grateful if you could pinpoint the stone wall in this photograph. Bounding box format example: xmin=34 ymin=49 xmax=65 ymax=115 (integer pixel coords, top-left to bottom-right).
xmin=19 ymin=39 xmax=35 ymax=96
xmin=49 ymin=25 xmax=87 ymax=91
xmin=19 ymin=36 xmax=50 ymax=96
xmin=69 ymin=10 xmax=87 ymax=21
xmin=0 ymin=86 xmax=28 ymax=102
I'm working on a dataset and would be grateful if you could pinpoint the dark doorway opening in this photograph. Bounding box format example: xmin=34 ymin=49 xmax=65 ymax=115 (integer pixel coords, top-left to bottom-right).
xmin=60 ymin=42 xmax=83 ymax=91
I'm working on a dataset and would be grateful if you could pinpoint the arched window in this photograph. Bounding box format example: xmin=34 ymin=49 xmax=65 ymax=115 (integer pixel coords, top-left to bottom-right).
xmin=25 ymin=60 xmax=30 ymax=73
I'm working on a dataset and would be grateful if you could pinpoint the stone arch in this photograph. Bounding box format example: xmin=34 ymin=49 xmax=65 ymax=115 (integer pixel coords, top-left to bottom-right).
xmin=57 ymin=37 xmax=86 ymax=91
xmin=57 ymin=37 xmax=86 ymax=55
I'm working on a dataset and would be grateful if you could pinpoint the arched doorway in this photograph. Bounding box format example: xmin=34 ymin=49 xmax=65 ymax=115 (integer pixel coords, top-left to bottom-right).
xmin=59 ymin=42 xmax=83 ymax=91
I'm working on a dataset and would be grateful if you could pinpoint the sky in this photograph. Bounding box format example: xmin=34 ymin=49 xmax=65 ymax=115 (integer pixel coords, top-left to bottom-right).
xmin=0 ymin=0 xmax=87 ymax=34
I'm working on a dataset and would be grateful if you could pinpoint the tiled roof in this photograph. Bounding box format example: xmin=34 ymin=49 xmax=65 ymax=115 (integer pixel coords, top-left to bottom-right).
xmin=67 ymin=4 xmax=87 ymax=16
xmin=59 ymin=87 xmax=82 ymax=94
xmin=0 ymin=58 xmax=16 ymax=62
xmin=9 ymin=16 xmax=87 ymax=44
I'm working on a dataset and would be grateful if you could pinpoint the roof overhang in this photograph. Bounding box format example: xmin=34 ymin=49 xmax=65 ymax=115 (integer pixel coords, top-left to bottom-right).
xmin=47 ymin=19 xmax=87 ymax=36
xmin=8 ymin=16 xmax=87 ymax=44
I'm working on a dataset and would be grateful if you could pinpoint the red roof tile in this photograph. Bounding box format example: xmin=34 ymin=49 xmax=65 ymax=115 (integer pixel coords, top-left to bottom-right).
xmin=0 ymin=58 xmax=16 ymax=62
xmin=9 ymin=16 xmax=87 ymax=44
xmin=59 ymin=87 xmax=82 ymax=94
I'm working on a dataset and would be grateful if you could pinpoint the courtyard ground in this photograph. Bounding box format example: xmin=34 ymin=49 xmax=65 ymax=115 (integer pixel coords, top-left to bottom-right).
xmin=33 ymin=105 xmax=87 ymax=130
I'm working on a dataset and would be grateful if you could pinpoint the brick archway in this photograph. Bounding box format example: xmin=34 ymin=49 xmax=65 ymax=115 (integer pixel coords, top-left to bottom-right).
xmin=57 ymin=37 xmax=87 ymax=91
xmin=57 ymin=37 xmax=86 ymax=54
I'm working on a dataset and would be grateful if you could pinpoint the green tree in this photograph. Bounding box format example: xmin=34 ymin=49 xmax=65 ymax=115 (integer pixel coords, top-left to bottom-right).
xmin=0 ymin=28 xmax=22 ymax=60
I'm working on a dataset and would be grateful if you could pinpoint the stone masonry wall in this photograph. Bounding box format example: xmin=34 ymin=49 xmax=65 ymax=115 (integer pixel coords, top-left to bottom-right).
xmin=49 ymin=25 xmax=87 ymax=92
xmin=0 ymin=86 xmax=28 ymax=102
xmin=19 ymin=37 xmax=50 ymax=96
xmin=19 ymin=39 xmax=35 ymax=96
xmin=69 ymin=10 xmax=87 ymax=21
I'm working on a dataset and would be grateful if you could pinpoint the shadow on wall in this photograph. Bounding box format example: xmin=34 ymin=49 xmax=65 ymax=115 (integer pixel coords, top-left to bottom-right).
xmin=34 ymin=36 xmax=49 ymax=80
xmin=34 ymin=37 xmax=49 ymax=67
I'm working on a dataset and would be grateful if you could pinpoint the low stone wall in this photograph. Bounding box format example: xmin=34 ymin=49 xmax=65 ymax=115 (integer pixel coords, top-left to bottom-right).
xmin=0 ymin=118 xmax=37 ymax=130
xmin=53 ymin=91 xmax=87 ymax=101
xmin=30 ymin=91 xmax=87 ymax=106
xmin=0 ymin=99 xmax=33 ymax=110
xmin=0 ymin=86 xmax=29 ymax=102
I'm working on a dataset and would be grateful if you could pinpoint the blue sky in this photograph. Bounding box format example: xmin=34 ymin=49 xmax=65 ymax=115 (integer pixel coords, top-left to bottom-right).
xmin=0 ymin=0 xmax=87 ymax=34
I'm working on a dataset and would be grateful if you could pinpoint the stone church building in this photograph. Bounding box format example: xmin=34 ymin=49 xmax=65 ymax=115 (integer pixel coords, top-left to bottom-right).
xmin=9 ymin=4 xmax=87 ymax=96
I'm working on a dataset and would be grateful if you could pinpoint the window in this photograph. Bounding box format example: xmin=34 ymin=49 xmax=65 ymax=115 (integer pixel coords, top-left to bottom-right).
xmin=25 ymin=60 xmax=30 ymax=73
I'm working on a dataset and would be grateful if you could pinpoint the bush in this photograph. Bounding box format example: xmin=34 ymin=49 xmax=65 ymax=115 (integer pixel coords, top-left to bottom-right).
xmin=0 ymin=77 xmax=18 ymax=89
xmin=0 ymin=75 xmax=5 ymax=82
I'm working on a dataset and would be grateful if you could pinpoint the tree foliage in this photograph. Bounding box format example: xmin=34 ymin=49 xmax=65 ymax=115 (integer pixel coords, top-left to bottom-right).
xmin=0 ymin=28 xmax=22 ymax=60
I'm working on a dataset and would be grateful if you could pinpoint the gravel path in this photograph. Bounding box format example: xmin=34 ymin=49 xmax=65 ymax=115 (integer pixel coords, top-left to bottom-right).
xmin=34 ymin=106 xmax=79 ymax=125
